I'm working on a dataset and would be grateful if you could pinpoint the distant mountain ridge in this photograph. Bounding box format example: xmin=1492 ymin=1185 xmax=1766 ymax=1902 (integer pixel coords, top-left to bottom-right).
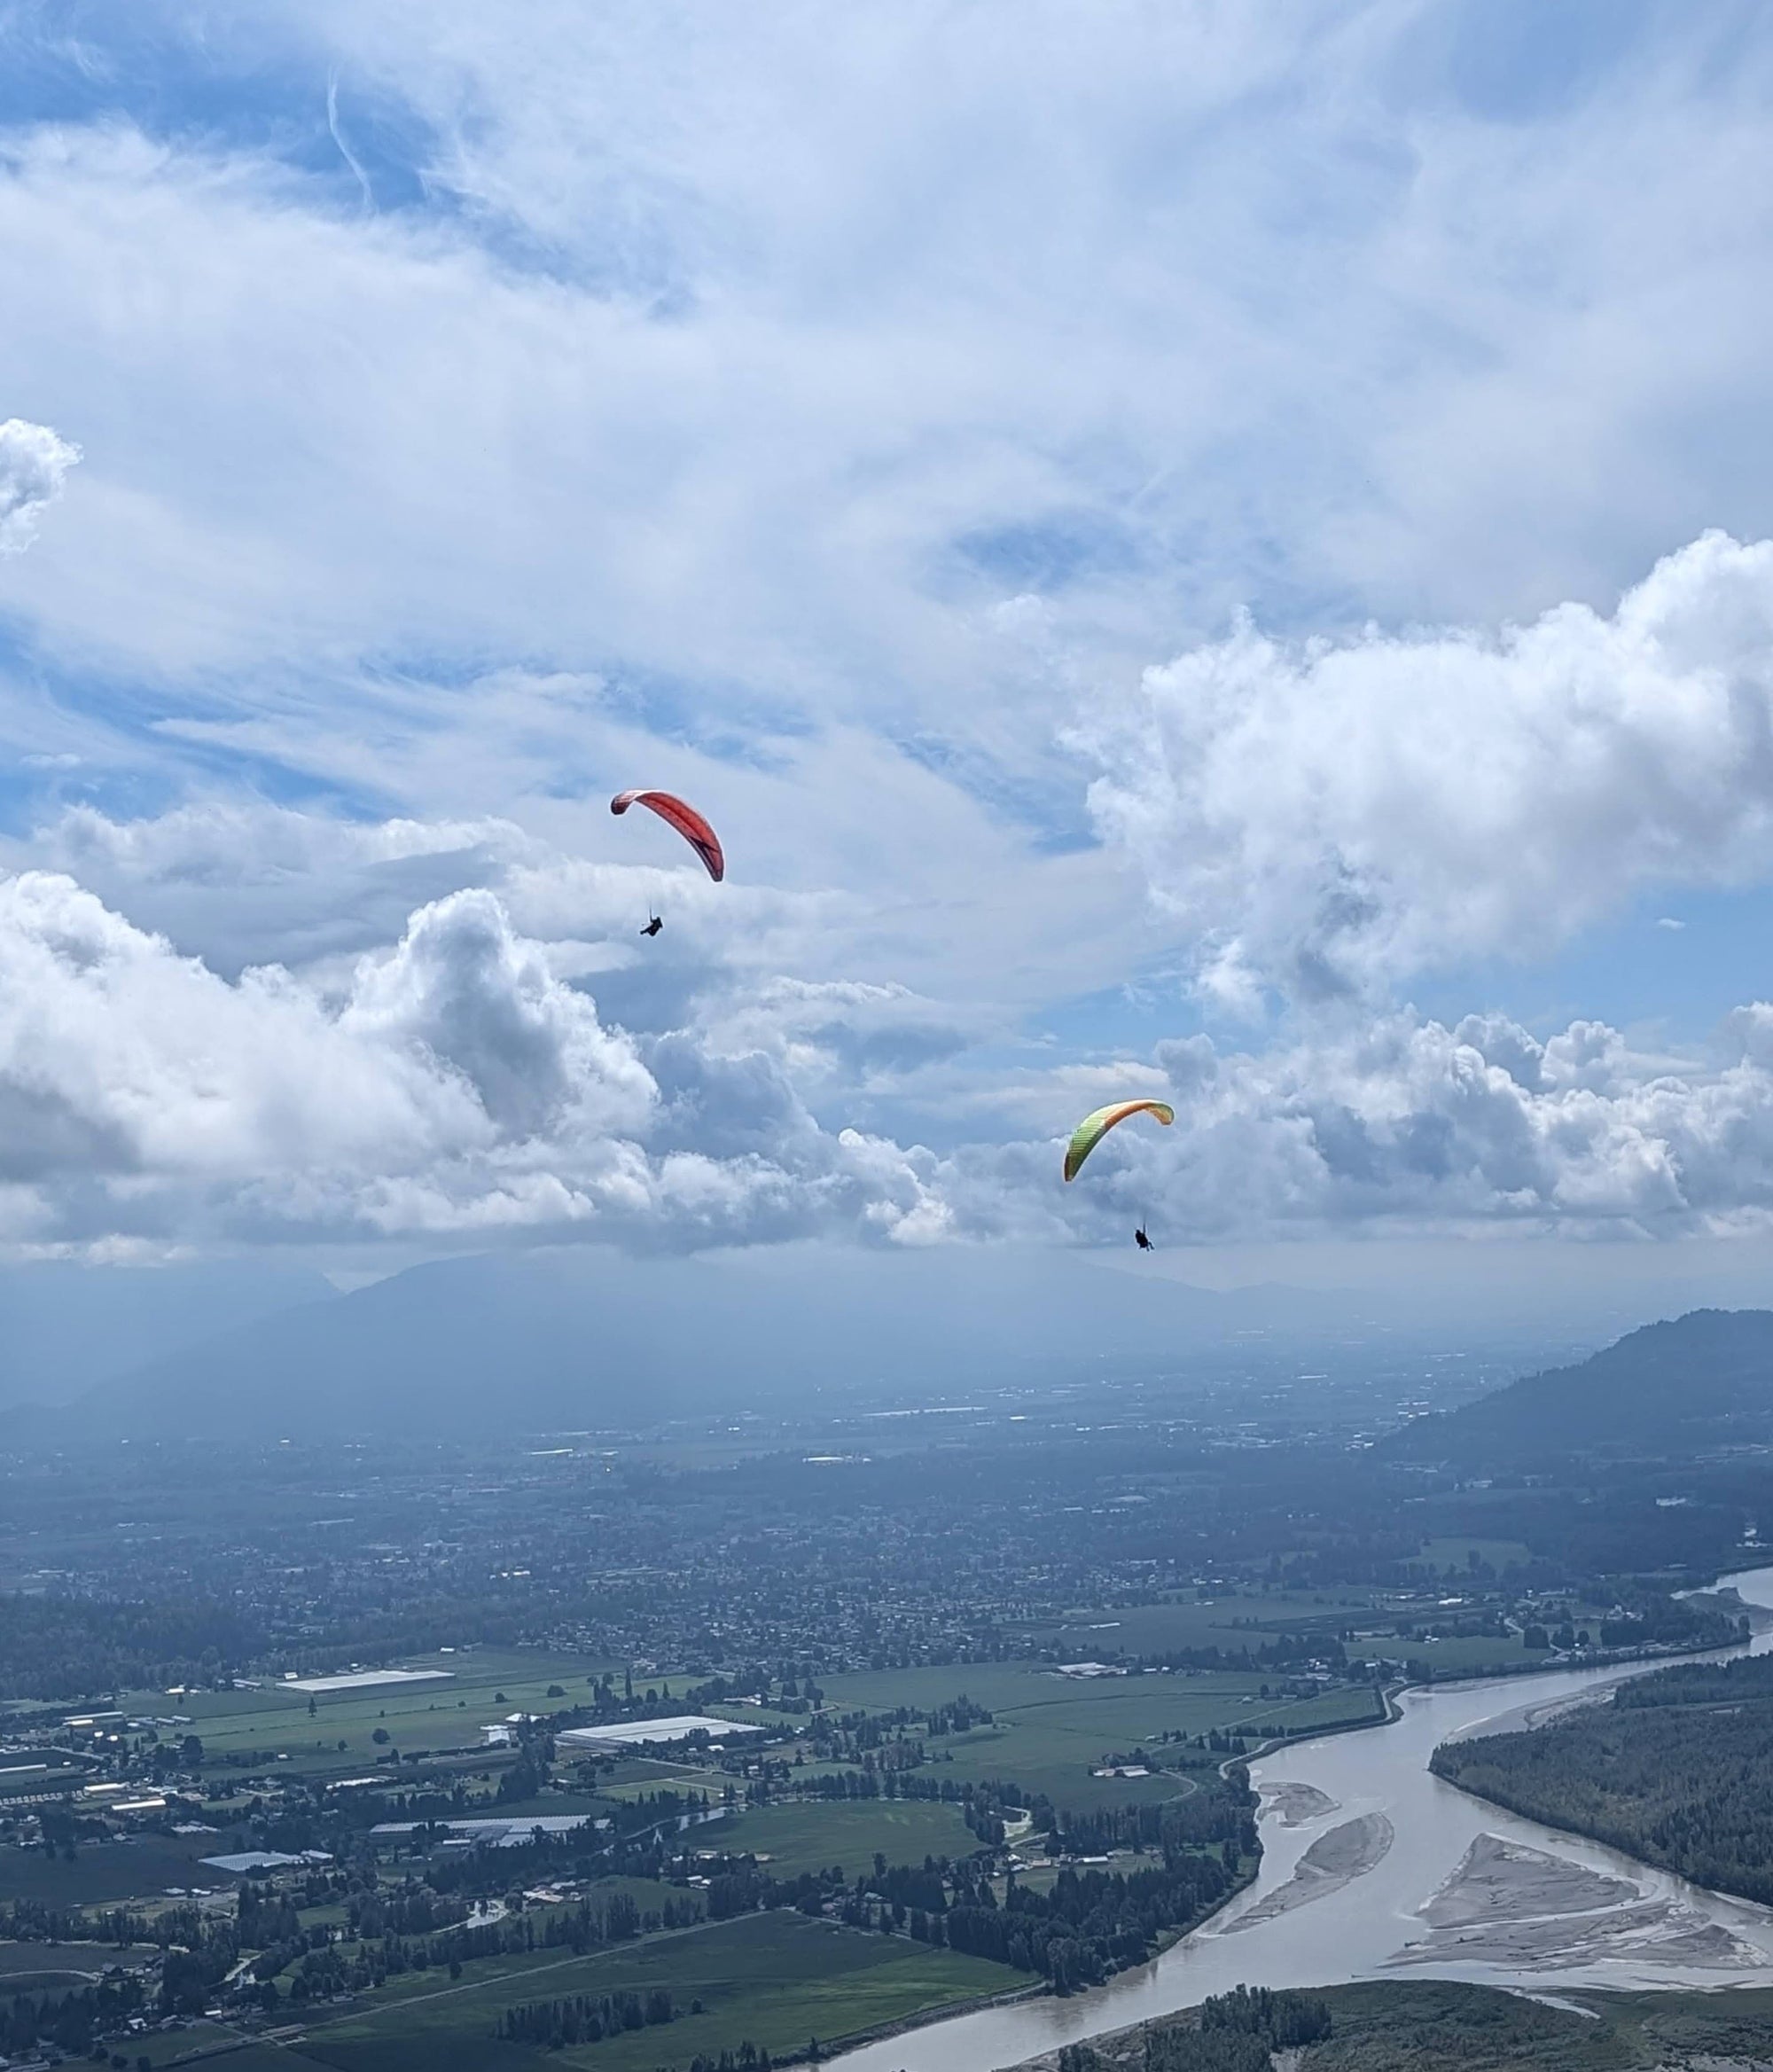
xmin=35 ymin=1246 xmax=1376 ymax=1443
xmin=1388 ymin=1306 xmax=1773 ymax=1463
xmin=0 ymin=1257 xmax=333 ymax=1411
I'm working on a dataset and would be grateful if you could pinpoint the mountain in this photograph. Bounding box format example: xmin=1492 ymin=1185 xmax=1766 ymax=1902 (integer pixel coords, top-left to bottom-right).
xmin=0 ymin=1257 xmax=335 ymax=1410
xmin=43 ymin=1244 xmax=1373 ymax=1442
xmin=1387 ymin=1307 xmax=1773 ymax=1464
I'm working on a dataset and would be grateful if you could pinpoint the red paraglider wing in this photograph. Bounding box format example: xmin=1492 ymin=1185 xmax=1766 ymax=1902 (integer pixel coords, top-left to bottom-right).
xmin=609 ymin=789 xmax=725 ymax=881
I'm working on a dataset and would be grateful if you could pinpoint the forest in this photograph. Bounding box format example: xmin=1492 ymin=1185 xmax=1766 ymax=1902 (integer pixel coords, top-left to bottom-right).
xmin=1431 ymin=1649 xmax=1773 ymax=1903
xmin=1057 ymin=1985 xmax=1333 ymax=2070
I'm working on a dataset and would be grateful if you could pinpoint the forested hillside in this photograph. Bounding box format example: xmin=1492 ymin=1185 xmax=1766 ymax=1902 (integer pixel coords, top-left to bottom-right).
xmin=1432 ymin=1649 xmax=1773 ymax=1903
xmin=1389 ymin=1308 xmax=1773 ymax=1466
xmin=1037 ymin=1979 xmax=1773 ymax=2072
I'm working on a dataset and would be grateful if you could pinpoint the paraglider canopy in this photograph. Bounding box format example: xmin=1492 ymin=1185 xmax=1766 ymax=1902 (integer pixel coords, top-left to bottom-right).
xmin=610 ymin=789 xmax=725 ymax=881
xmin=1063 ymin=1099 xmax=1175 ymax=1183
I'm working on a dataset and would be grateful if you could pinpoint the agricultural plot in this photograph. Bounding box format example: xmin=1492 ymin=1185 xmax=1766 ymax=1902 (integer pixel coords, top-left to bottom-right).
xmin=1028 ymin=1584 xmax=1542 ymax=1684
xmin=1393 ymin=1631 xmax=1537 ymax=1676
xmin=1031 ymin=1588 xmax=1384 ymax=1661
xmin=113 ymin=2030 xmax=333 ymax=2071
xmin=1405 ymin=1536 xmax=1534 ymax=1576
xmin=290 ymin=1909 xmax=1021 ymax=2072
xmin=818 ymin=1659 xmax=1383 ymax=1811
xmin=713 ymin=1797 xmax=975 ymax=1878
xmin=0 ymin=1827 xmax=241 ymax=1907
xmin=112 ymin=1650 xmax=640 ymax=1782
xmin=0 ymin=1938 xmax=137 ymax=1984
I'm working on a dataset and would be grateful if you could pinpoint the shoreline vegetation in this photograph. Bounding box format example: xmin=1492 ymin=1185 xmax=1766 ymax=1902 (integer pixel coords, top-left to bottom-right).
xmin=11 ymin=1296 xmax=1773 ymax=2072
xmin=1014 ymin=1979 xmax=1773 ymax=2072
xmin=1430 ymin=1639 xmax=1773 ymax=1911
xmin=923 ymin=1577 xmax=1773 ymax=2070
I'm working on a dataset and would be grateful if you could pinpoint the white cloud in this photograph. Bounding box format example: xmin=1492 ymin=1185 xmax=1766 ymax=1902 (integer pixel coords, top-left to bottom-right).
xmin=949 ymin=1002 xmax=1773 ymax=1247
xmin=0 ymin=869 xmax=960 ymax=1249
xmin=1075 ymin=533 xmax=1773 ymax=1007
xmin=6 ymin=854 xmax=1773 ymax=1255
xmin=7 ymin=12 xmax=1773 ymax=1264
xmin=0 ymin=418 xmax=77 ymax=552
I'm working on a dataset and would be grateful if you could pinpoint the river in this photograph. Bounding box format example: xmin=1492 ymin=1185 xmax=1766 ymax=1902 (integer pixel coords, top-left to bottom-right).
xmin=830 ymin=1563 xmax=1773 ymax=2072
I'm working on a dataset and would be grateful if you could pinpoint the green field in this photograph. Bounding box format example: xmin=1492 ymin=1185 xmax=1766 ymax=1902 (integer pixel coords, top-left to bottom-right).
xmin=817 ymin=1660 xmax=1383 ymax=1810
xmin=0 ymin=1936 xmax=152 ymax=1994
xmin=0 ymin=1828 xmax=240 ymax=1907
xmin=139 ymin=2033 xmax=336 ymax=2071
xmin=121 ymin=1650 xmax=638 ymax=1782
xmin=288 ymin=1909 xmax=1022 ymax=2072
xmin=1405 ymin=1536 xmax=1534 ymax=1576
xmin=1394 ymin=1631 xmax=1538 ymax=1677
xmin=1033 ymin=1590 xmax=1382 ymax=1661
xmin=715 ymin=1797 xmax=976 ymax=1877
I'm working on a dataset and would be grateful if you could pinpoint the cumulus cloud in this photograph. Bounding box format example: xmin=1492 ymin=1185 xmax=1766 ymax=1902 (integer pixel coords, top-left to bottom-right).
xmin=0 ymin=418 xmax=77 ymax=552
xmin=1004 ymin=1005 xmax=1773 ymax=1243
xmin=0 ymin=871 xmax=957 ymax=1249
xmin=1075 ymin=533 xmax=1773 ymax=1007
xmin=8 ymin=856 xmax=1773 ymax=1255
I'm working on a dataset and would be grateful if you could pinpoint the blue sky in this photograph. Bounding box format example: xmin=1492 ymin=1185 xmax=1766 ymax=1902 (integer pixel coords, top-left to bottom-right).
xmin=4 ymin=0 xmax=1773 ymax=1289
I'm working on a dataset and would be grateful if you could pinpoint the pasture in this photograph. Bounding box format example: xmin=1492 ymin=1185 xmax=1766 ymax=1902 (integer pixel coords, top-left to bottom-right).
xmin=714 ymin=1797 xmax=975 ymax=1878
xmin=817 ymin=1658 xmax=1384 ymax=1810
xmin=0 ymin=1827 xmax=242 ymax=1908
xmin=112 ymin=1649 xmax=653 ymax=1783
xmin=1030 ymin=1587 xmax=1384 ymax=1662
xmin=0 ymin=1937 xmax=142 ymax=1983
xmin=290 ymin=1909 xmax=1020 ymax=2072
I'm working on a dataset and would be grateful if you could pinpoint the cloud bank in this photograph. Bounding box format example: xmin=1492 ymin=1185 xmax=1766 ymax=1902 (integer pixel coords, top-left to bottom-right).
xmin=4 ymin=841 xmax=1773 ymax=1255
xmin=0 ymin=870 xmax=948 ymax=1249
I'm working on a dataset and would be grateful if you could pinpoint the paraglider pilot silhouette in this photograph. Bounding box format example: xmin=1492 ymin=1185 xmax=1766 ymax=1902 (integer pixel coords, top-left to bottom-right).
xmin=611 ymin=789 xmax=724 ymax=941
xmin=1062 ymin=1100 xmax=1175 ymax=1252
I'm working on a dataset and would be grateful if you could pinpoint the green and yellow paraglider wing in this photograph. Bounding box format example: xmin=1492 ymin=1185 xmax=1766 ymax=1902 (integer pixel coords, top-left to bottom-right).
xmin=1063 ymin=1099 xmax=1175 ymax=1183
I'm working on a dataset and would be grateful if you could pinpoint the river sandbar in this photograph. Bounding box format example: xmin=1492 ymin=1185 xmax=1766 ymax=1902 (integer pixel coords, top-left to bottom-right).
xmin=1261 ymin=1780 xmax=1340 ymax=1826
xmin=1392 ymin=1834 xmax=1759 ymax=1973
xmin=1223 ymin=1811 xmax=1393 ymax=1931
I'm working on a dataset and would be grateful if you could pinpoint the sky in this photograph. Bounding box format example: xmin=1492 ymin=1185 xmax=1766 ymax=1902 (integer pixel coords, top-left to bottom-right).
xmin=6 ymin=0 xmax=1773 ymax=1298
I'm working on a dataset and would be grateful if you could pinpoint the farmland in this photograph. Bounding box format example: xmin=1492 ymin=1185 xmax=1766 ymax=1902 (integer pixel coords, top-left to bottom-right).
xmin=816 ymin=1656 xmax=1386 ymax=1812
xmin=2 ymin=1332 xmax=1758 ymax=2069
xmin=286 ymin=1910 xmax=1023 ymax=2072
xmin=119 ymin=1650 xmax=641 ymax=1782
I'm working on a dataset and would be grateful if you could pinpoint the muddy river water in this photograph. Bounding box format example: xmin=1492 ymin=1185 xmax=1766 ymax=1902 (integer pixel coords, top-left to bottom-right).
xmin=829 ymin=1564 xmax=1773 ymax=2072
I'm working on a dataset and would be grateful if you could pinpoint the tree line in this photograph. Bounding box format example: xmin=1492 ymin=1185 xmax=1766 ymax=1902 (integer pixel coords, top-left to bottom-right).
xmin=1057 ymin=1985 xmax=1332 ymax=2070
xmin=1431 ymin=1648 xmax=1773 ymax=1905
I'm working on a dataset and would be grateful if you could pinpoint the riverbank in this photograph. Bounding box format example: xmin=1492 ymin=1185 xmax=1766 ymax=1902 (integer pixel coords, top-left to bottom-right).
xmin=1429 ymin=1641 xmax=1773 ymax=1914
xmin=827 ymin=1563 xmax=1773 ymax=2072
xmin=1006 ymin=1977 xmax=1773 ymax=2072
